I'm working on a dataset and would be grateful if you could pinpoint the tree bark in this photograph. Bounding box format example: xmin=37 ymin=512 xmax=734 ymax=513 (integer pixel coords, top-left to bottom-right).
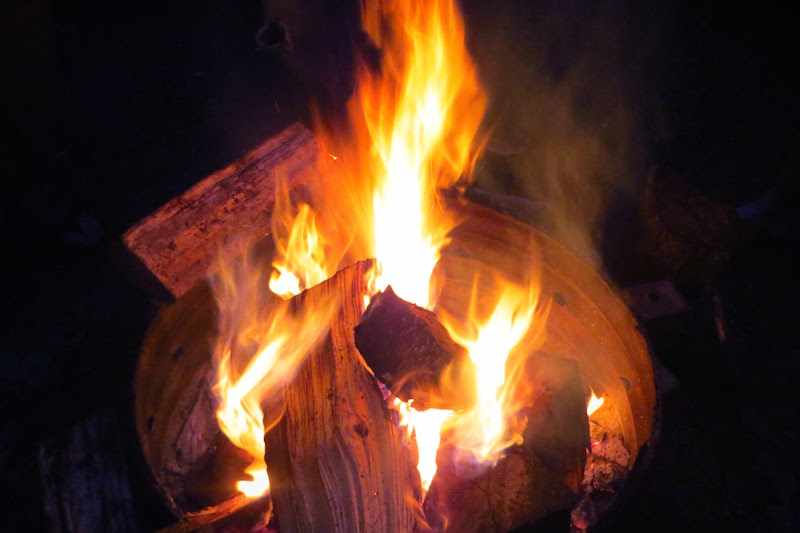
xmin=264 ymin=261 xmax=422 ymax=533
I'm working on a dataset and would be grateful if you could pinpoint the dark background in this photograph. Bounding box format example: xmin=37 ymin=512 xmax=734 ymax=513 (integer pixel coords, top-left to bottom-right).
xmin=1 ymin=0 xmax=798 ymax=531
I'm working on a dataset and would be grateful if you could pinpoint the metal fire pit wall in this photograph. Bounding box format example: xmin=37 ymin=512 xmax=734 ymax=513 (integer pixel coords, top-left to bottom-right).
xmin=134 ymin=198 xmax=657 ymax=525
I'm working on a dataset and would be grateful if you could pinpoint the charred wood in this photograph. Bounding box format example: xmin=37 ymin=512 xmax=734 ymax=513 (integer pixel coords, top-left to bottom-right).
xmin=422 ymin=442 xmax=574 ymax=533
xmin=520 ymin=352 xmax=590 ymax=492
xmin=354 ymin=286 xmax=475 ymax=410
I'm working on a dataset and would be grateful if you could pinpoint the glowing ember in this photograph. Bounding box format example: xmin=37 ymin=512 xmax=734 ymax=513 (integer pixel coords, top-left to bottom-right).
xmin=586 ymin=388 xmax=605 ymax=416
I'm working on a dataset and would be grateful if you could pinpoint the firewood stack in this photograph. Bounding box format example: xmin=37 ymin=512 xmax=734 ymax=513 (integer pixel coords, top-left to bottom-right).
xmin=125 ymin=123 xmax=654 ymax=533
xmin=256 ymin=277 xmax=589 ymax=532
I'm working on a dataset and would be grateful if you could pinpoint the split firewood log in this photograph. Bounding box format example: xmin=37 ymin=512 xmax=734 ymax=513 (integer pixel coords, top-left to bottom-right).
xmin=353 ymin=286 xmax=476 ymax=410
xmin=263 ymin=262 xmax=422 ymax=533
xmin=122 ymin=122 xmax=318 ymax=299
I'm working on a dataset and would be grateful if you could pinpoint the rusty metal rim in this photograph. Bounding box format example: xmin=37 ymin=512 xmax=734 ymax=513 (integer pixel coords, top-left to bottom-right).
xmin=135 ymin=194 xmax=661 ymax=529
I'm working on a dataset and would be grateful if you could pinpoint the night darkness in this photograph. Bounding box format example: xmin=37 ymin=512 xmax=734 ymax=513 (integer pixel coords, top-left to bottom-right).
xmin=1 ymin=0 xmax=798 ymax=531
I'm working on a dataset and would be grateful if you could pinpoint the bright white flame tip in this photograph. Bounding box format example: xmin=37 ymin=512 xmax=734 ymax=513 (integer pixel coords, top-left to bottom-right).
xmin=236 ymin=467 xmax=270 ymax=498
xmin=586 ymin=388 xmax=605 ymax=416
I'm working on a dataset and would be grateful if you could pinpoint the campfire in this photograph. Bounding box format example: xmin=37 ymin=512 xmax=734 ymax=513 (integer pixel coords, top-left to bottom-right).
xmin=129 ymin=0 xmax=656 ymax=531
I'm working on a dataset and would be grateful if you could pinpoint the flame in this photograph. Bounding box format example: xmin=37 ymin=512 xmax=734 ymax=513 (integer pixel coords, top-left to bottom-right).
xmin=268 ymin=172 xmax=339 ymax=299
xmin=394 ymin=398 xmax=454 ymax=492
xmin=586 ymin=387 xmax=605 ymax=416
xmin=268 ymin=0 xmax=487 ymax=309
xmin=214 ymin=0 xmax=497 ymax=498
xmin=439 ymin=274 xmax=547 ymax=468
xmin=212 ymin=247 xmax=337 ymax=497
xmin=361 ymin=0 xmax=487 ymax=308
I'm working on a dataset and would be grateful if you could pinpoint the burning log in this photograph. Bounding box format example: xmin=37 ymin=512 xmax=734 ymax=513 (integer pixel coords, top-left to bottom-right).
xmin=122 ymin=122 xmax=319 ymax=299
xmin=421 ymin=352 xmax=588 ymax=532
xmin=353 ymin=286 xmax=476 ymax=410
xmin=422 ymin=443 xmax=575 ymax=533
xmin=263 ymin=262 xmax=421 ymax=533
xmin=352 ymin=284 xmax=588 ymax=530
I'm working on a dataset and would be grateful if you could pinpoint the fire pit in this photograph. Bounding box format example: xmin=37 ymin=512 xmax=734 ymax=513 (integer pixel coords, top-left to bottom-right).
xmin=134 ymin=194 xmax=656 ymax=531
xmin=130 ymin=0 xmax=656 ymax=529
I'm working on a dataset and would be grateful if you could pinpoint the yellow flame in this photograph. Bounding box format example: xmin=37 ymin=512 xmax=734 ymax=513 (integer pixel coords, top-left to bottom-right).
xmin=394 ymin=398 xmax=454 ymax=492
xmin=217 ymin=0 xmax=500 ymax=497
xmin=237 ymin=465 xmax=270 ymax=498
xmin=440 ymin=276 xmax=546 ymax=467
xmin=586 ymin=388 xmax=605 ymax=416
xmin=362 ymin=0 xmax=486 ymax=309
xmin=212 ymin=248 xmax=337 ymax=497
xmin=268 ymin=173 xmax=339 ymax=299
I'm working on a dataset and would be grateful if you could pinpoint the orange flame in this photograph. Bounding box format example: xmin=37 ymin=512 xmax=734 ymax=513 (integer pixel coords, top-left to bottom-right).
xmin=586 ymin=387 xmax=605 ymax=416
xmin=211 ymin=247 xmax=337 ymax=497
xmin=214 ymin=0 xmax=514 ymax=498
xmin=269 ymin=0 xmax=487 ymax=310
xmin=439 ymin=274 xmax=547 ymax=468
xmin=360 ymin=0 xmax=487 ymax=308
xmin=268 ymin=172 xmax=341 ymax=299
xmin=394 ymin=398 xmax=454 ymax=492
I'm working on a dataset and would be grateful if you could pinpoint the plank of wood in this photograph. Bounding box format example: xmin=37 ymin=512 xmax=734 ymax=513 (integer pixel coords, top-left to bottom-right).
xmin=264 ymin=261 xmax=421 ymax=533
xmin=123 ymin=122 xmax=319 ymax=298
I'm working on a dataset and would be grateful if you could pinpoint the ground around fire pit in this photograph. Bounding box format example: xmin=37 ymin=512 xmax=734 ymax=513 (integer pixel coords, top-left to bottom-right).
xmin=2 ymin=1 xmax=798 ymax=531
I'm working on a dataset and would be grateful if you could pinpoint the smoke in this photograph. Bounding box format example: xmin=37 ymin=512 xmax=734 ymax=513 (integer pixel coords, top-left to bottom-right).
xmin=463 ymin=0 xmax=673 ymax=266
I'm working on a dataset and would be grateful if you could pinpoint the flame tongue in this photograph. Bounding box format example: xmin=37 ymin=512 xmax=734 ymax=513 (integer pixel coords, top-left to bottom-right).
xmin=438 ymin=276 xmax=546 ymax=469
xmin=587 ymin=388 xmax=605 ymax=416
xmin=212 ymin=249 xmax=337 ymax=497
xmin=356 ymin=0 xmax=487 ymax=309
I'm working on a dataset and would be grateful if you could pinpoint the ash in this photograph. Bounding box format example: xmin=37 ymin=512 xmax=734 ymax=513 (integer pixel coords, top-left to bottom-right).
xmin=570 ymin=421 xmax=631 ymax=531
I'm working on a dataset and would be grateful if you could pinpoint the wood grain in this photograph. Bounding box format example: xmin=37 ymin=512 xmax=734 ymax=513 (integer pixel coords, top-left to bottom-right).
xmin=123 ymin=122 xmax=318 ymax=298
xmin=264 ymin=261 xmax=421 ymax=533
